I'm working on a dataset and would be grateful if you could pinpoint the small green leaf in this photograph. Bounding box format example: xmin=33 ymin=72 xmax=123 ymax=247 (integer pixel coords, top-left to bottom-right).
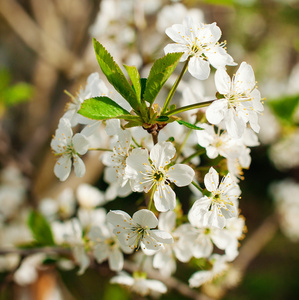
xmin=124 ymin=120 xmax=143 ymax=128
xmin=93 ymin=39 xmax=139 ymax=111
xmin=177 ymin=120 xmax=203 ymax=130
xmin=1 ymin=83 xmax=33 ymax=106
xmin=124 ymin=65 xmax=141 ymax=101
xmin=79 ymin=96 xmax=139 ymax=121
xmin=267 ymin=94 xmax=299 ymax=125
xmin=140 ymin=78 xmax=147 ymax=100
xmin=156 ymin=116 xmax=169 ymax=122
xmin=27 ymin=211 xmax=55 ymax=246
xmin=169 ymin=104 xmax=176 ymax=111
xmin=143 ymin=52 xmax=183 ymax=105
xmin=216 ymin=92 xmax=225 ymax=99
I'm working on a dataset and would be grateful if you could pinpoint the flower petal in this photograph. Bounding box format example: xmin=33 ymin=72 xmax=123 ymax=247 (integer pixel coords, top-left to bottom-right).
xmin=150 ymin=141 xmax=176 ymax=169
xmin=54 ymin=155 xmax=72 ymax=181
xmin=206 ymin=99 xmax=228 ymax=125
xmin=132 ymin=209 xmax=158 ymax=228
xmin=188 ymin=56 xmax=210 ymax=80
xmin=167 ymin=164 xmax=195 ymax=186
xmin=214 ymin=68 xmax=231 ymax=95
xmin=204 ymin=167 xmax=219 ymax=192
xmin=108 ymin=248 xmax=124 ymax=272
xmin=73 ymin=155 xmax=86 ymax=178
xmin=154 ymin=184 xmax=176 ymax=212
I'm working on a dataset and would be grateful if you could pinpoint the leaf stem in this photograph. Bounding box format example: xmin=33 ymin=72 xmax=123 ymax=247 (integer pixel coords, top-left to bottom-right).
xmin=161 ymin=58 xmax=190 ymax=115
xmin=165 ymin=99 xmax=217 ymax=117
xmin=148 ymin=185 xmax=157 ymax=210
xmin=181 ymin=148 xmax=206 ymax=164
xmin=88 ymin=147 xmax=113 ymax=152
xmin=191 ymin=181 xmax=203 ymax=192
xmin=174 ymin=129 xmax=192 ymax=163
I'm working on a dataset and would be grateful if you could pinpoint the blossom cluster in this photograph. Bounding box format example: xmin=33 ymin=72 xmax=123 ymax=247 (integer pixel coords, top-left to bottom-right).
xmin=46 ymin=13 xmax=264 ymax=295
xmin=1 ymin=2 xmax=266 ymax=297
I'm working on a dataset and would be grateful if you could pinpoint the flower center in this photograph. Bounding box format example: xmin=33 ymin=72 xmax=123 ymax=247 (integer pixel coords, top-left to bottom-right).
xmin=153 ymin=171 xmax=165 ymax=182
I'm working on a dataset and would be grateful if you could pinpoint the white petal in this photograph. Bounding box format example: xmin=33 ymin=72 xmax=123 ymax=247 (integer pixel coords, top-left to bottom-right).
xmin=234 ymin=62 xmax=255 ymax=93
xmin=108 ymin=248 xmax=124 ymax=271
xmin=215 ymin=68 xmax=231 ymax=95
xmin=73 ymin=155 xmax=86 ymax=178
xmin=206 ymin=99 xmax=228 ymax=125
xmin=225 ymin=109 xmax=246 ymax=138
xmin=125 ymin=148 xmax=149 ymax=179
xmin=93 ymin=243 xmax=109 ymax=263
xmin=132 ymin=209 xmax=158 ymax=228
xmin=73 ymin=133 xmax=89 ymax=155
xmin=203 ymin=209 xmax=226 ymax=229
xmin=188 ymin=56 xmax=210 ymax=80
xmin=150 ymin=141 xmax=176 ymax=169
xmin=110 ymin=272 xmax=134 ymax=286
xmin=158 ymin=211 xmax=176 ymax=232
xmin=150 ymin=229 xmax=173 ymax=244
xmin=167 ymin=164 xmax=195 ymax=186
xmin=54 ymin=155 xmax=72 ymax=181
xmin=192 ymin=235 xmax=213 ymax=258
xmin=189 ymin=270 xmax=212 ymax=288
xmin=204 ymin=167 xmax=219 ymax=192
xmin=106 ymin=210 xmax=133 ymax=228
xmin=154 ymin=184 xmax=176 ymax=212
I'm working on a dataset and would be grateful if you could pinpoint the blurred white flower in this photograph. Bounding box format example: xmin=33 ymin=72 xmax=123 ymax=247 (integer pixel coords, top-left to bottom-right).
xmin=111 ymin=271 xmax=167 ymax=296
xmin=76 ymin=183 xmax=105 ymax=209
xmin=13 ymin=253 xmax=45 ymax=286
xmin=189 ymin=254 xmax=229 ymax=288
xmin=88 ymin=223 xmax=133 ymax=271
xmin=51 ymin=118 xmax=89 ymax=181
xmin=271 ymin=179 xmax=299 ymax=242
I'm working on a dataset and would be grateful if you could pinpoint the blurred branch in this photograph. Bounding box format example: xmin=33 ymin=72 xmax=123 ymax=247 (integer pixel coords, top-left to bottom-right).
xmin=0 ymin=0 xmax=77 ymax=76
xmin=213 ymin=213 xmax=279 ymax=298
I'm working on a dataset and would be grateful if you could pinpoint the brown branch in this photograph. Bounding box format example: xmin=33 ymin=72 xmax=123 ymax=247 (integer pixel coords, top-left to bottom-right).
xmin=0 ymin=0 xmax=77 ymax=75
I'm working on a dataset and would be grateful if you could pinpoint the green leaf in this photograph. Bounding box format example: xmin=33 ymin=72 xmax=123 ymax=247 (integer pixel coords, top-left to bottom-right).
xmin=79 ymin=96 xmax=138 ymax=120
xmin=156 ymin=116 xmax=169 ymax=122
xmin=1 ymin=83 xmax=33 ymax=106
xmin=124 ymin=65 xmax=141 ymax=101
xmin=143 ymin=52 xmax=183 ymax=105
xmin=140 ymin=78 xmax=147 ymax=100
xmin=177 ymin=120 xmax=203 ymax=130
xmin=124 ymin=120 xmax=143 ymax=128
xmin=27 ymin=211 xmax=55 ymax=246
xmin=267 ymin=94 xmax=299 ymax=125
xmin=93 ymin=39 xmax=139 ymax=111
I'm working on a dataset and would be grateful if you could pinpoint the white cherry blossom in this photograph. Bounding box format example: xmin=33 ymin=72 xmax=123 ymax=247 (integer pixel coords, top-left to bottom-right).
xmin=106 ymin=209 xmax=173 ymax=253
xmin=88 ymin=223 xmax=133 ymax=271
xmin=164 ymin=18 xmax=236 ymax=80
xmin=196 ymin=124 xmax=243 ymax=159
xmin=189 ymin=254 xmax=229 ymax=288
xmin=189 ymin=167 xmax=240 ymax=229
xmin=111 ymin=271 xmax=167 ymax=296
xmin=51 ymin=118 xmax=89 ymax=181
xmin=206 ymin=62 xmax=264 ymax=138
xmin=125 ymin=141 xmax=195 ymax=212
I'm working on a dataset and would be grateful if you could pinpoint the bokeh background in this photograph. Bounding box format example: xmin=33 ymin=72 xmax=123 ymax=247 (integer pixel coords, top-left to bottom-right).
xmin=0 ymin=0 xmax=299 ymax=299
